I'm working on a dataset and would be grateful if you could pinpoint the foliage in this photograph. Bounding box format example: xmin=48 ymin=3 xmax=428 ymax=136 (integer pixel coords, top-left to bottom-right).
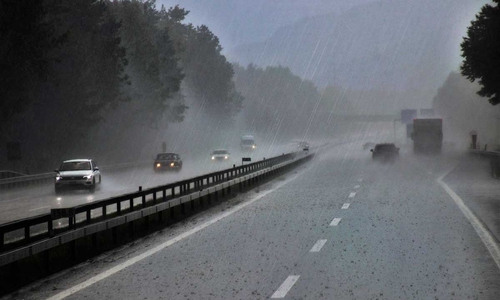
xmin=433 ymin=72 xmax=500 ymax=144
xmin=0 ymin=0 xmax=62 ymax=128
xmin=233 ymin=64 xmax=321 ymax=139
xmin=461 ymin=0 xmax=500 ymax=105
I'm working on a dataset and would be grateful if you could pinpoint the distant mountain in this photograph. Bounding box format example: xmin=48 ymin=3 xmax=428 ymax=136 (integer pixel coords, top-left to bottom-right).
xmin=228 ymin=0 xmax=486 ymax=112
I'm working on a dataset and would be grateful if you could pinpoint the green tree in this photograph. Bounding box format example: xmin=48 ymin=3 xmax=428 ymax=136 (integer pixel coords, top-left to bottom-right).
xmin=107 ymin=0 xmax=185 ymax=127
xmin=160 ymin=6 xmax=243 ymax=120
xmin=0 ymin=0 xmax=62 ymax=128
xmin=461 ymin=0 xmax=500 ymax=105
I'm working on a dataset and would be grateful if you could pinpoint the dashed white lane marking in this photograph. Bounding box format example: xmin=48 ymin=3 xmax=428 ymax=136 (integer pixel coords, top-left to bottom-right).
xmin=348 ymin=192 xmax=356 ymax=198
xmin=309 ymin=239 xmax=327 ymax=252
xmin=354 ymin=185 xmax=360 ymax=189
xmin=29 ymin=205 xmax=51 ymax=212
xmin=46 ymin=170 xmax=304 ymax=300
xmin=438 ymin=172 xmax=500 ymax=270
xmin=330 ymin=218 xmax=341 ymax=226
xmin=341 ymin=203 xmax=350 ymax=209
xmin=271 ymin=275 xmax=300 ymax=298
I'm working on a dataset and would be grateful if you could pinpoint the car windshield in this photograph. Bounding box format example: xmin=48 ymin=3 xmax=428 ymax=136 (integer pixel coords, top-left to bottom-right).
xmin=241 ymin=140 xmax=254 ymax=145
xmin=375 ymin=144 xmax=396 ymax=151
xmin=60 ymin=161 xmax=91 ymax=171
xmin=213 ymin=150 xmax=228 ymax=155
xmin=157 ymin=154 xmax=177 ymax=160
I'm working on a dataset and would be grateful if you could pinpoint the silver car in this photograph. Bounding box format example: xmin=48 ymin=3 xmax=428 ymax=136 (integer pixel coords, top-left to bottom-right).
xmin=211 ymin=149 xmax=230 ymax=161
xmin=54 ymin=159 xmax=101 ymax=193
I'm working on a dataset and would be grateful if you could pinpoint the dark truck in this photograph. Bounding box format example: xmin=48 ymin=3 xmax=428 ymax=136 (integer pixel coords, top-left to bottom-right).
xmin=411 ymin=118 xmax=443 ymax=154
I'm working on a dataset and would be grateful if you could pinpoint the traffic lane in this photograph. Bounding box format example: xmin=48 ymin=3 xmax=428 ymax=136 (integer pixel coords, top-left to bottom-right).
xmin=0 ymin=157 xmax=238 ymax=224
xmin=34 ymin=145 xmax=360 ymax=300
xmin=61 ymin=150 xmax=500 ymax=300
xmin=0 ymin=143 xmax=293 ymax=224
xmin=287 ymin=155 xmax=500 ymax=299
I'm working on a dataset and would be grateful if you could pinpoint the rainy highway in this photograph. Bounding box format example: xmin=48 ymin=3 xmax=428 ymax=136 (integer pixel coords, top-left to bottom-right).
xmin=3 ymin=0 xmax=500 ymax=298
xmin=11 ymin=141 xmax=500 ymax=300
xmin=0 ymin=142 xmax=301 ymax=224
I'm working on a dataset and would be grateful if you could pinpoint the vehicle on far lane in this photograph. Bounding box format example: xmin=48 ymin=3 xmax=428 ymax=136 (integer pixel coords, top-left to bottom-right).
xmin=54 ymin=159 xmax=101 ymax=193
xmin=211 ymin=149 xmax=230 ymax=161
xmin=154 ymin=153 xmax=182 ymax=172
xmin=370 ymin=143 xmax=399 ymax=162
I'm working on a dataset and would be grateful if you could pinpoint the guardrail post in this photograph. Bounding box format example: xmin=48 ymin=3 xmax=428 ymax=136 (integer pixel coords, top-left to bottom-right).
xmin=117 ymin=201 xmax=121 ymax=215
xmin=0 ymin=230 xmax=4 ymax=252
xmin=171 ymin=187 xmax=175 ymax=199
xmin=69 ymin=216 xmax=74 ymax=229
xmin=139 ymin=186 xmax=146 ymax=207
xmin=153 ymin=192 xmax=157 ymax=204
xmin=102 ymin=205 xmax=107 ymax=217
xmin=48 ymin=219 xmax=54 ymax=237
xmin=130 ymin=197 xmax=134 ymax=211
xmin=24 ymin=225 xmax=30 ymax=242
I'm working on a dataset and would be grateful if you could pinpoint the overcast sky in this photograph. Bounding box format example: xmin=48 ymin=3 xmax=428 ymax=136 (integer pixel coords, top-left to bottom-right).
xmin=157 ymin=0 xmax=379 ymax=50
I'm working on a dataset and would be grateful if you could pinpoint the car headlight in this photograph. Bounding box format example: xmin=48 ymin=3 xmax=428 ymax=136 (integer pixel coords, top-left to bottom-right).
xmin=252 ymin=145 xmax=256 ymax=149
xmin=156 ymin=163 xmax=161 ymax=168
xmin=56 ymin=175 xmax=62 ymax=181
xmin=224 ymin=156 xmax=228 ymax=159
xmin=212 ymin=156 xmax=215 ymax=160
xmin=170 ymin=162 xmax=175 ymax=167
xmin=83 ymin=174 xmax=93 ymax=180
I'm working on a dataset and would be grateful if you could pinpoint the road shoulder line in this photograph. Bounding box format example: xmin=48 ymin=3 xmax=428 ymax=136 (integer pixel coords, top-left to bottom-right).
xmin=45 ymin=164 xmax=308 ymax=300
xmin=438 ymin=169 xmax=500 ymax=270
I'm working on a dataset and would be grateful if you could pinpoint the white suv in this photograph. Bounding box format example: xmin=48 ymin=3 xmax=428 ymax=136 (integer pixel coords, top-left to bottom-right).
xmin=54 ymin=159 xmax=101 ymax=193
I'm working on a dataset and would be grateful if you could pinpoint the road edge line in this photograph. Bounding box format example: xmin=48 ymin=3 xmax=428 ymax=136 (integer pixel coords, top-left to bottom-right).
xmin=437 ymin=168 xmax=500 ymax=270
xmin=45 ymin=164 xmax=308 ymax=300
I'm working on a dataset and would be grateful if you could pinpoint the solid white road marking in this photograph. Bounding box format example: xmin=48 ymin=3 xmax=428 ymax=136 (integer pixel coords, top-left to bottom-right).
xmin=438 ymin=172 xmax=500 ymax=270
xmin=29 ymin=206 xmax=51 ymax=212
xmin=330 ymin=218 xmax=341 ymax=226
xmin=341 ymin=203 xmax=350 ymax=209
xmin=46 ymin=170 xmax=304 ymax=300
xmin=271 ymin=275 xmax=300 ymax=298
xmin=309 ymin=239 xmax=327 ymax=252
xmin=354 ymin=185 xmax=360 ymax=189
xmin=348 ymin=192 xmax=356 ymax=198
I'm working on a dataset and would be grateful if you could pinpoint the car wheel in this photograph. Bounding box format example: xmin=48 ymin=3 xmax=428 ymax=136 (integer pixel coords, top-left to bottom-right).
xmin=99 ymin=175 xmax=102 ymax=183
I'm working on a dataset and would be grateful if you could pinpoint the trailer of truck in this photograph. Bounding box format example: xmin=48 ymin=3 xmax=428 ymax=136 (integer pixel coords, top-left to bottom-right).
xmin=411 ymin=118 xmax=443 ymax=153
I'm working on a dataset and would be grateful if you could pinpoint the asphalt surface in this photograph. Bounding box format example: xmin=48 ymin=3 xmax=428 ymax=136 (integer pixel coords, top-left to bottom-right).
xmin=0 ymin=143 xmax=295 ymax=224
xmin=7 ymin=141 xmax=500 ymax=300
xmin=444 ymin=156 xmax=500 ymax=247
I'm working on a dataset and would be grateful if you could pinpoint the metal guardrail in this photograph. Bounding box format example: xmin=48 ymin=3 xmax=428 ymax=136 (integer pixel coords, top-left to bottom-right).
xmin=0 ymin=151 xmax=305 ymax=265
xmin=469 ymin=148 xmax=500 ymax=178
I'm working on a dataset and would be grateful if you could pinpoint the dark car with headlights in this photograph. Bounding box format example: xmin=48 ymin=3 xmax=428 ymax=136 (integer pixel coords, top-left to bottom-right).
xmin=371 ymin=143 xmax=399 ymax=162
xmin=54 ymin=159 xmax=101 ymax=193
xmin=154 ymin=153 xmax=182 ymax=172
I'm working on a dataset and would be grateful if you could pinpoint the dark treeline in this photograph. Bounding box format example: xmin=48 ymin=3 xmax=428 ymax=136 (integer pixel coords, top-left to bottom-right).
xmin=0 ymin=0 xmax=242 ymax=172
xmin=433 ymin=72 xmax=500 ymax=149
xmin=233 ymin=64 xmax=353 ymax=142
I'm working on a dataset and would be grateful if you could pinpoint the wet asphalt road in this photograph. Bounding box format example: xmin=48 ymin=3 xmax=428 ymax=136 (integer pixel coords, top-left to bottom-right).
xmin=0 ymin=144 xmax=293 ymax=224
xmin=6 ymin=142 xmax=500 ymax=300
